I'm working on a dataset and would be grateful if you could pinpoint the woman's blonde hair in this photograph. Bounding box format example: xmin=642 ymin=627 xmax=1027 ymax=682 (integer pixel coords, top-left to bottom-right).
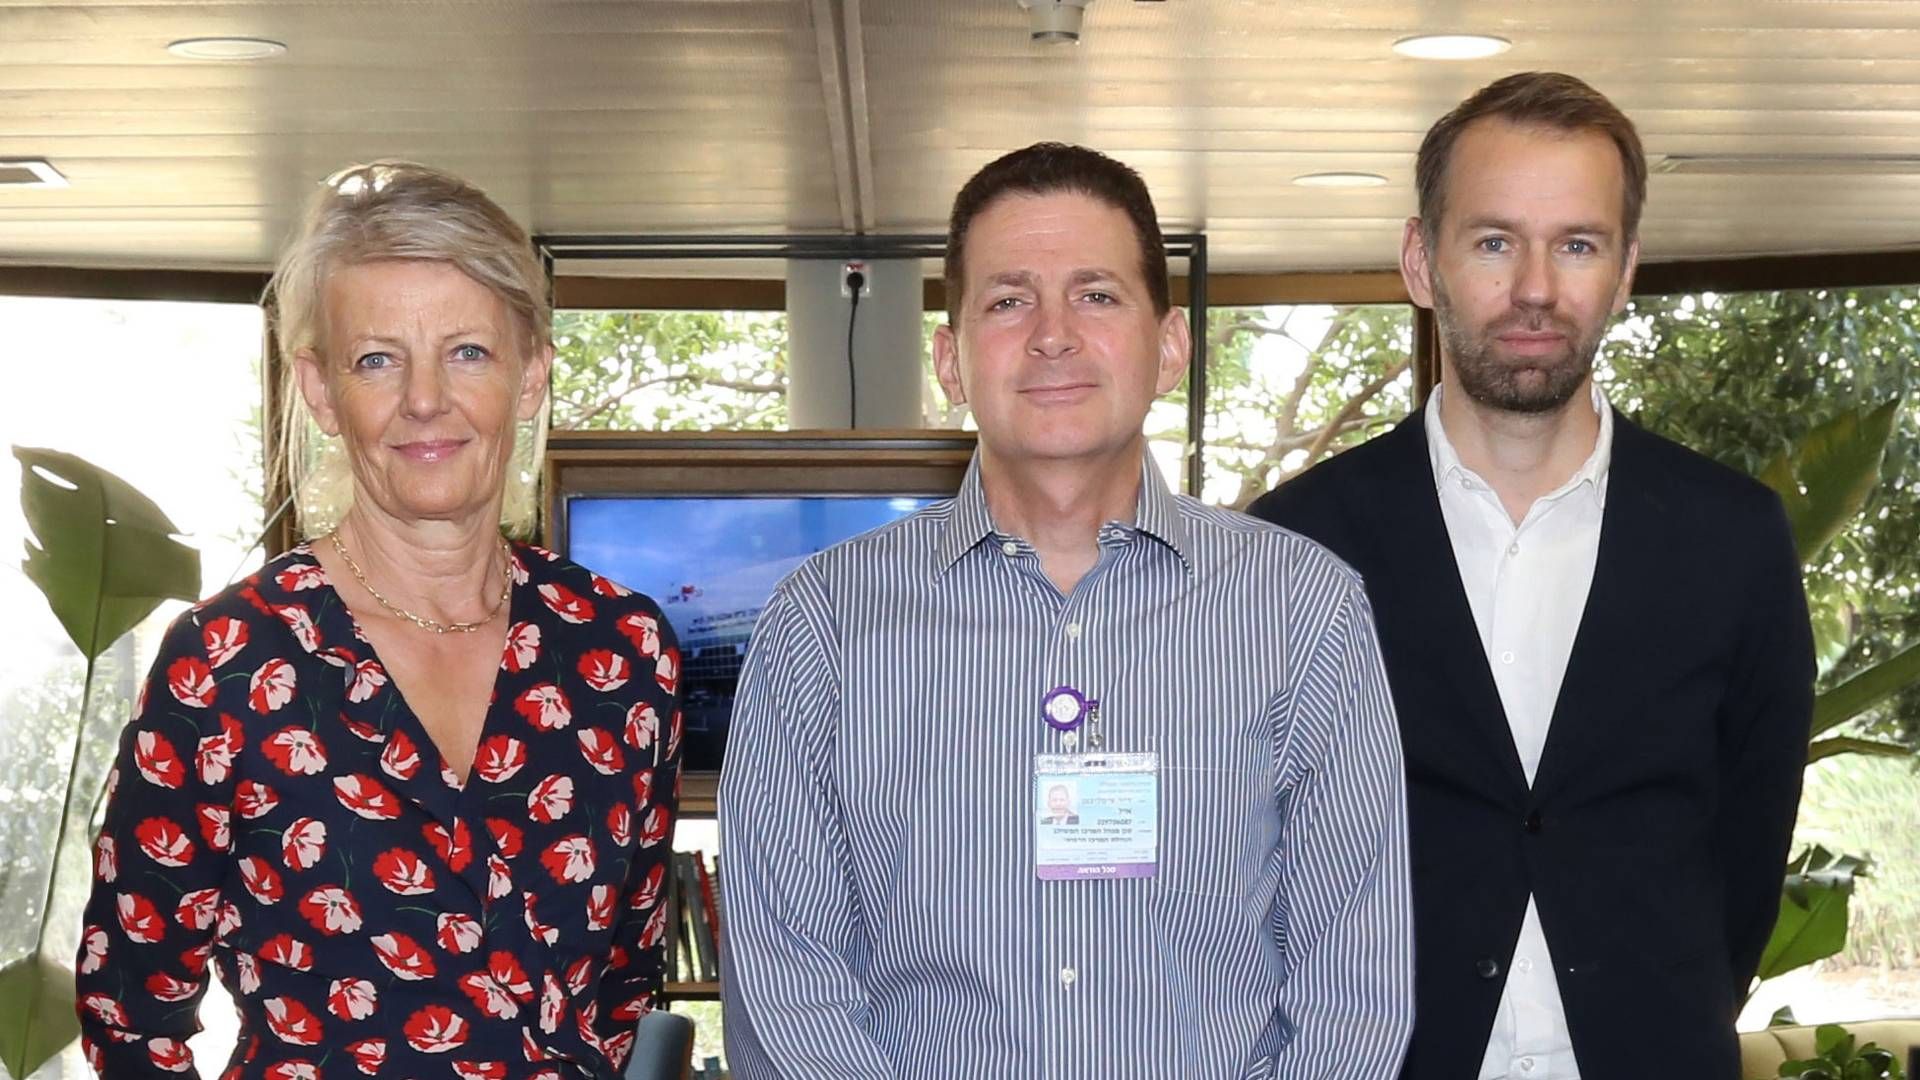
xmin=265 ymin=161 xmax=552 ymax=540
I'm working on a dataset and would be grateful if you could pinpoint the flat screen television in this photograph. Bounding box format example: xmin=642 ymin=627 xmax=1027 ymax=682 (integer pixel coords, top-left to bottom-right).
xmin=544 ymin=430 xmax=976 ymax=811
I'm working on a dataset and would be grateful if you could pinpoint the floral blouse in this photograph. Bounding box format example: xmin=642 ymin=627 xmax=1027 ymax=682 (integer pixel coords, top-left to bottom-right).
xmin=74 ymin=542 xmax=683 ymax=1080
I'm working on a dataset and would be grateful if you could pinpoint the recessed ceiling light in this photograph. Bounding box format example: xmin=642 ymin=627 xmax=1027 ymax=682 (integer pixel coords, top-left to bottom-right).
xmin=1293 ymin=171 xmax=1390 ymax=188
xmin=0 ymin=159 xmax=70 ymax=189
xmin=1392 ymin=33 xmax=1512 ymax=61
xmin=166 ymin=37 xmax=287 ymax=61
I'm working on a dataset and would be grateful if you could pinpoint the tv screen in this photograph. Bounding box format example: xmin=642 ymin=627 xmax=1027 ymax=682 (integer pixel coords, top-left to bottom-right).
xmin=567 ymin=495 xmax=940 ymax=773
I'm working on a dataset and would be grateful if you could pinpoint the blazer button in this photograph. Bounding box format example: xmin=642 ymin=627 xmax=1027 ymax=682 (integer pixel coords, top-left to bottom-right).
xmin=1523 ymin=811 xmax=1543 ymax=834
xmin=1476 ymin=957 xmax=1502 ymax=980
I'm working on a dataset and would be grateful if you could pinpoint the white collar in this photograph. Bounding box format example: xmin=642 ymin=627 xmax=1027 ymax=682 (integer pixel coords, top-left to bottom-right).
xmin=1424 ymin=381 xmax=1613 ymax=509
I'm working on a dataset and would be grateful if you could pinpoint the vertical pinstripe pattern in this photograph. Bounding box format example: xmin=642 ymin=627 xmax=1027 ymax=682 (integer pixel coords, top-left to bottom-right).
xmin=718 ymin=452 xmax=1413 ymax=1080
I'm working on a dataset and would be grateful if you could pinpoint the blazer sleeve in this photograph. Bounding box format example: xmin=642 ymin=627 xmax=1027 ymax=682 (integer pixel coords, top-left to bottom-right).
xmin=1713 ymin=492 xmax=1815 ymax=1004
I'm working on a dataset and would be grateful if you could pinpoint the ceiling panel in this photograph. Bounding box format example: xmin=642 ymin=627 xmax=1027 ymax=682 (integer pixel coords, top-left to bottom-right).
xmin=4 ymin=0 xmax=1920 ymax=273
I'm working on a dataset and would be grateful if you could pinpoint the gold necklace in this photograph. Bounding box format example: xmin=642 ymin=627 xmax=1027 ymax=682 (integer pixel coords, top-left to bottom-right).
xmin=327 ymin=531 xmax=513 ymax=634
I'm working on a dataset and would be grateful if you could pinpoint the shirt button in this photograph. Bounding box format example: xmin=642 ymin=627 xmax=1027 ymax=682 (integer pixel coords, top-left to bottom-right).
xmin=1500 ymin=650 xmax=1515 ymax=664
xmin=1475 ymin=957 xmax=1502 ymax=979
xmin=1515 ymin=956 xmax=1533 ymax=974
xmin=1059 ymin=966 xmax=1077 ymax=987
xmin=1065 ymin=622 xmax=1082 ymax=641
xmin=1520 ymin=1057 xmax=1537 ymax=1073
xmin=1524 ymin=811 xmax=1543 ymax=834
xmin=1000 ymin=540 xmax=1019 ymax=556
xmin=1061 ymin=731 xmax=1079 ymax=751
xmin=1507 ymin=542 xmax=1520 ymax=556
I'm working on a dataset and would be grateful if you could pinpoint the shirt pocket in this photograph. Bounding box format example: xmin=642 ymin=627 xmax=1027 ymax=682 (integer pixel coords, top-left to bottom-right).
xmin=1156 ymin=764 xmax=1273 ymax=899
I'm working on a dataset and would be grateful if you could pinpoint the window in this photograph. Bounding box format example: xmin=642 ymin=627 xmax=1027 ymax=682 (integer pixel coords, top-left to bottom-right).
xmin=0 ymin=295 xmax=266 ymax=1077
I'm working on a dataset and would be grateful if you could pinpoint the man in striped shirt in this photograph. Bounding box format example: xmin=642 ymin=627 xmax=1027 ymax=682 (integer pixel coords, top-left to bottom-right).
xmin=719 ymin=142 xmax=1414 ymax=1079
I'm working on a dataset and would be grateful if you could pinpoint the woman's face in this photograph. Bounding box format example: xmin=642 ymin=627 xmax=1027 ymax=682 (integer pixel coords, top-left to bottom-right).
xmin=294 ymin=259 xmax=550 ymax=528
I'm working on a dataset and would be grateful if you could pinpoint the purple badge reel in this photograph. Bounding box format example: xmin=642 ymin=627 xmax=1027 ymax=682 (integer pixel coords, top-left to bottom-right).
xmin=1033 ymin=685 xmax=1158 ymax=881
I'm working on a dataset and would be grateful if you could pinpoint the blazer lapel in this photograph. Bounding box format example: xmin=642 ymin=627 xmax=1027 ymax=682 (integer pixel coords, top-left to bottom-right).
xmin=1359 ymin=412 xmax=1531 ymax=795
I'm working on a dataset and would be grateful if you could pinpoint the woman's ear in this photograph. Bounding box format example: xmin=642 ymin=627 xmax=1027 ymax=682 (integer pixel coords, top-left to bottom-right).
xmin=292 ymin=347 xmax=341 ymax=436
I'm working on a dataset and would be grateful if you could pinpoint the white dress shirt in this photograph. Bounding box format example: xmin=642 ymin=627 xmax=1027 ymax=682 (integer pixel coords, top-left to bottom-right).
xmin=1425 ymin=383 xmax=1612 ymax=1080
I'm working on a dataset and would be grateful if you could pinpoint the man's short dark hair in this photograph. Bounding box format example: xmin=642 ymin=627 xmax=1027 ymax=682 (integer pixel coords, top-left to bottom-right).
xmin=944 ymin=142 xmax=1170 ymax=322
xmin=1415 ymin=71 xmax=1647 ymax=245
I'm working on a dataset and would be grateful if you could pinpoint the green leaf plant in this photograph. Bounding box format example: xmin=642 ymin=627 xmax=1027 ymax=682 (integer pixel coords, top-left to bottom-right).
xmin=2 ymin=448 xmax=199 ymax=1079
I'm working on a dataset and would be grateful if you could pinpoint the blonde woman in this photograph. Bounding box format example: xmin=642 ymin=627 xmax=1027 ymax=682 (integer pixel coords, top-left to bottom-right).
xmin=75 ymin=162 xmax=683 ymax=1079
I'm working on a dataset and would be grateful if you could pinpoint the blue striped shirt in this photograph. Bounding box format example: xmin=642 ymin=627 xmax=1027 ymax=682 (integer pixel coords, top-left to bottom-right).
xmin=718 ymin=452 xmax=1412 ymax=1079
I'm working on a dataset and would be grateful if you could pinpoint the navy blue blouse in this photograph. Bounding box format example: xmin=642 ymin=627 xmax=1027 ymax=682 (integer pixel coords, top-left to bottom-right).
xmin=75 ymin=542 xmax=683 ymax=1080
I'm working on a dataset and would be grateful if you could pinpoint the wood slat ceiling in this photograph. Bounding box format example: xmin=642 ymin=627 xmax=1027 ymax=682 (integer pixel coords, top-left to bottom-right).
xmin=5 ymin=0 xmax=1920 ymax=275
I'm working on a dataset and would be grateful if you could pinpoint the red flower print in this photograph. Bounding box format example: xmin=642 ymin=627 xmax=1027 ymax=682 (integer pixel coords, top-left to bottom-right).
xmin=134 ymin=816 xmax=195 ymax=867
xmin=457 ymin=971 xmax=520 ymax=1020
xmin=333 ymin=774 xmax=402 ymax=820
xmin=379 ymin=728 xmax=423 ymax=781
xmin=275 ymin=604 xmax=319 ymax=654
xmin=402 ymin=1003 xmax=470 ymax=1053
xmin=373 ymin=848 xmax=436 ymax=896
xmin=487 ymin=854 xmax=513 ymax=899
xmin=175 ymin=888 xmax=221 ymax=932
xmin=487 ymin=950 xmax=535 ymax=1001
xmin=602 ymin=1029 xmax=637 ymax=1071
xmin=623 ymin=702 xmax=660 ymax=752
xmin=528 ymin=774 xmax=575 ymax=824
xmin=453 ymin=1062 xmax=509 ymax=1080
xmin=91 ymin=834 xmax=118 ymax=884
xmin=145 ymin=971 xmax=199 ymax=1003
xmin=195 ymin=714 xmax=245 ymax=785
xmin=565 ymin=954 xmax=596 ymax=996
xmin=263 ymin=995 xmax=324 ymax=1046
xmin=514 ymin=683 xmax=573 ymax=731
xmin=116 ymin=892 xmax=166 ymax=943
xmin=423 ymin=819 xmax=473 ymax=872
xmin=635 ymin=863 xmax=666 ymax=911
xmin=327 ymin=976 xmax=379 ymax=1021
xmin=370 ymin=932 xmax=437 ymax=981
xmin=539 ymin=972 xmax=566 ymax=1033
xmin=640 ymin=897 xmax=668 ymax=949
xmin=235 ymin=780 xmax=280 ymax=819
xmin=238 ymin=855 xmax=286 ymax=904
xmin=638 ymin=805 xmax=671 ymax=848
xmin=435 ymin=912 xmax=481 ymax=954
xmin=280 ymin=817 xmax=327 ymax=871
xmin=234 ymin=950 xmax=260 ymax=994
xmin=196 ymin=803 xmax=231 ymax=850
xmin=587 ymin=884 xmax=616 ymax=931
xmin=260 ymin=725 xmax=328 ymax=777
xmin=274 ymin=562 xmax=324 ymax=592
xmin=576 ymin=728 xmax=625 ymax=776
xmin=501 ymin=621 xmax=541 ymax=673
xmin=134 ymin=730 xmax=186 ymax=789
xmin=79 ymin=925 xmax=108 ymax=974
xmin=347 ymin=658 xmax=388 ymax=703
xmin=668 ymin=707 xmax=684 ymax=759
xmin=264 ymin=1063 xmax=319 ymax=1080
xmin=202 ymin=616 xmax=250 ymax=668
xmin=472 ymin=734 xmax=527 ymax=784
xmin=524 ymin=896 xmax=559 ymax=946
xmin=578 ymin=648 xmax=630 ymax=691
xmin=616 ymin=610 xmax=661 ymax=658
xmin=606 ymin=802 xmax=632 ymax=848
xmin=632 ymin=768 xmax=654 ymax=807
xmin=248 ymin=658 xmax=298 ymax=714
xmin=538 ymin=835 xmax=597 ymax=884
xmin=485 ymin=817 xmax=524 ymax=859
xmin=167 ymin=656 xmax=217 ymax=708
xmin=589 ymin=573 xmax=632 ymax=598
xmin=347 ymin=1038 xmax=386 ymax=1075
xmin=79 ymin=992 xmax=128 ymax=1028
xmin=537 ymin=582 xmax=595 ymax=624
xmin=341 ymin=715 xmax=385 ymax=742
xmin=298 ymin=885 xmax=364 ymax=936
xmin=258 ymin=933 xmax=315 ymax=971
xmin=655 ymin=647 xmax=680 ymax=694
xmin=180 ymin=940 xmax=213 ymax=978
xmin=147 ymin=1038 xmax=193 ymax=1072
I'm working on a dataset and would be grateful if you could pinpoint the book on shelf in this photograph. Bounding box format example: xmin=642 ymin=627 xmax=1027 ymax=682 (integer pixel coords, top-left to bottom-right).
xmin=661 ymin=849 xmax=725 ymax=989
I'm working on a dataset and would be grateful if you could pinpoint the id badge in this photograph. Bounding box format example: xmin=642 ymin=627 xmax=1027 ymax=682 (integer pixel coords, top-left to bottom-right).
xmin=1033 ymin=752 xmax=1159 ymax=880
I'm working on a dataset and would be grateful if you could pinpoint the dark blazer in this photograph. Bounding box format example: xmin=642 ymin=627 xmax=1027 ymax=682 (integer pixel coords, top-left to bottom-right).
xmin=1248 ymin=406 xmax=1814 ymax=1080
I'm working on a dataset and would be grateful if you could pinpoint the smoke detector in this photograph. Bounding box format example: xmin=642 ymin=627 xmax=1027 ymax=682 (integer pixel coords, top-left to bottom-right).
xmin=1019 ymin=0 xmax=1091 ymax=45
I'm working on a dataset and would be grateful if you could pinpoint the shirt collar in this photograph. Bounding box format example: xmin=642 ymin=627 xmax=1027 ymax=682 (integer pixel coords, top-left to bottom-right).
xmin=1423 ymin=381 xmax=1614 ymax=508
xmin=934 ymin=449 xmax=1194 ymax=577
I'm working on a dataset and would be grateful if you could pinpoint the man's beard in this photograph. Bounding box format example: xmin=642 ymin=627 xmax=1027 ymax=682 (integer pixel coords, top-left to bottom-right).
xmin=1432 ymin=274 xmax=1607 ymax=415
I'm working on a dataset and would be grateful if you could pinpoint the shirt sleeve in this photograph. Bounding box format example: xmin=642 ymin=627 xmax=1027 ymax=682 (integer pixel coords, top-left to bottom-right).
xmin=716 ymin=579 xmax=895 ymax=1080
xmin=593 ymin=598 xmax=685 ymax=1069
xmin=1269 ymin=583 xmax=1415 ymax=1080
xmin=1714 ymin=494 xmax=1815 ymax=1004
xmin=74 ymin=606 xmax=245 ymax=1079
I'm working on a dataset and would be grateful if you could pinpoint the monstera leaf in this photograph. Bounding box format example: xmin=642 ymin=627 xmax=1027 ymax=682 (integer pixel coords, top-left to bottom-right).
xmin=1757 ymin=400 xmax=1899 ymax=566
xmin=14 ymin=447 xmax=201 ymax=660
xmin=5 ymin=448 xmax=200 ymax=1079
xmin=1753 ymin=847 xmax=1870 ymax=989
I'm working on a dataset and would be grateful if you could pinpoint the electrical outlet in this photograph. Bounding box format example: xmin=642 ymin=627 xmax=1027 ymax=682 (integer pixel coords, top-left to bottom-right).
xmin=841 ymin=260 xmax=872 ymax=298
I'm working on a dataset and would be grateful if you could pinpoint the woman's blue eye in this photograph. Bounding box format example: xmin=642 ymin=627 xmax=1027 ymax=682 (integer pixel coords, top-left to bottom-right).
xmin=454 ymin=344 xmax=488 ymax=361
xmin=355 ymin=352 xmax=390 ymax=370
